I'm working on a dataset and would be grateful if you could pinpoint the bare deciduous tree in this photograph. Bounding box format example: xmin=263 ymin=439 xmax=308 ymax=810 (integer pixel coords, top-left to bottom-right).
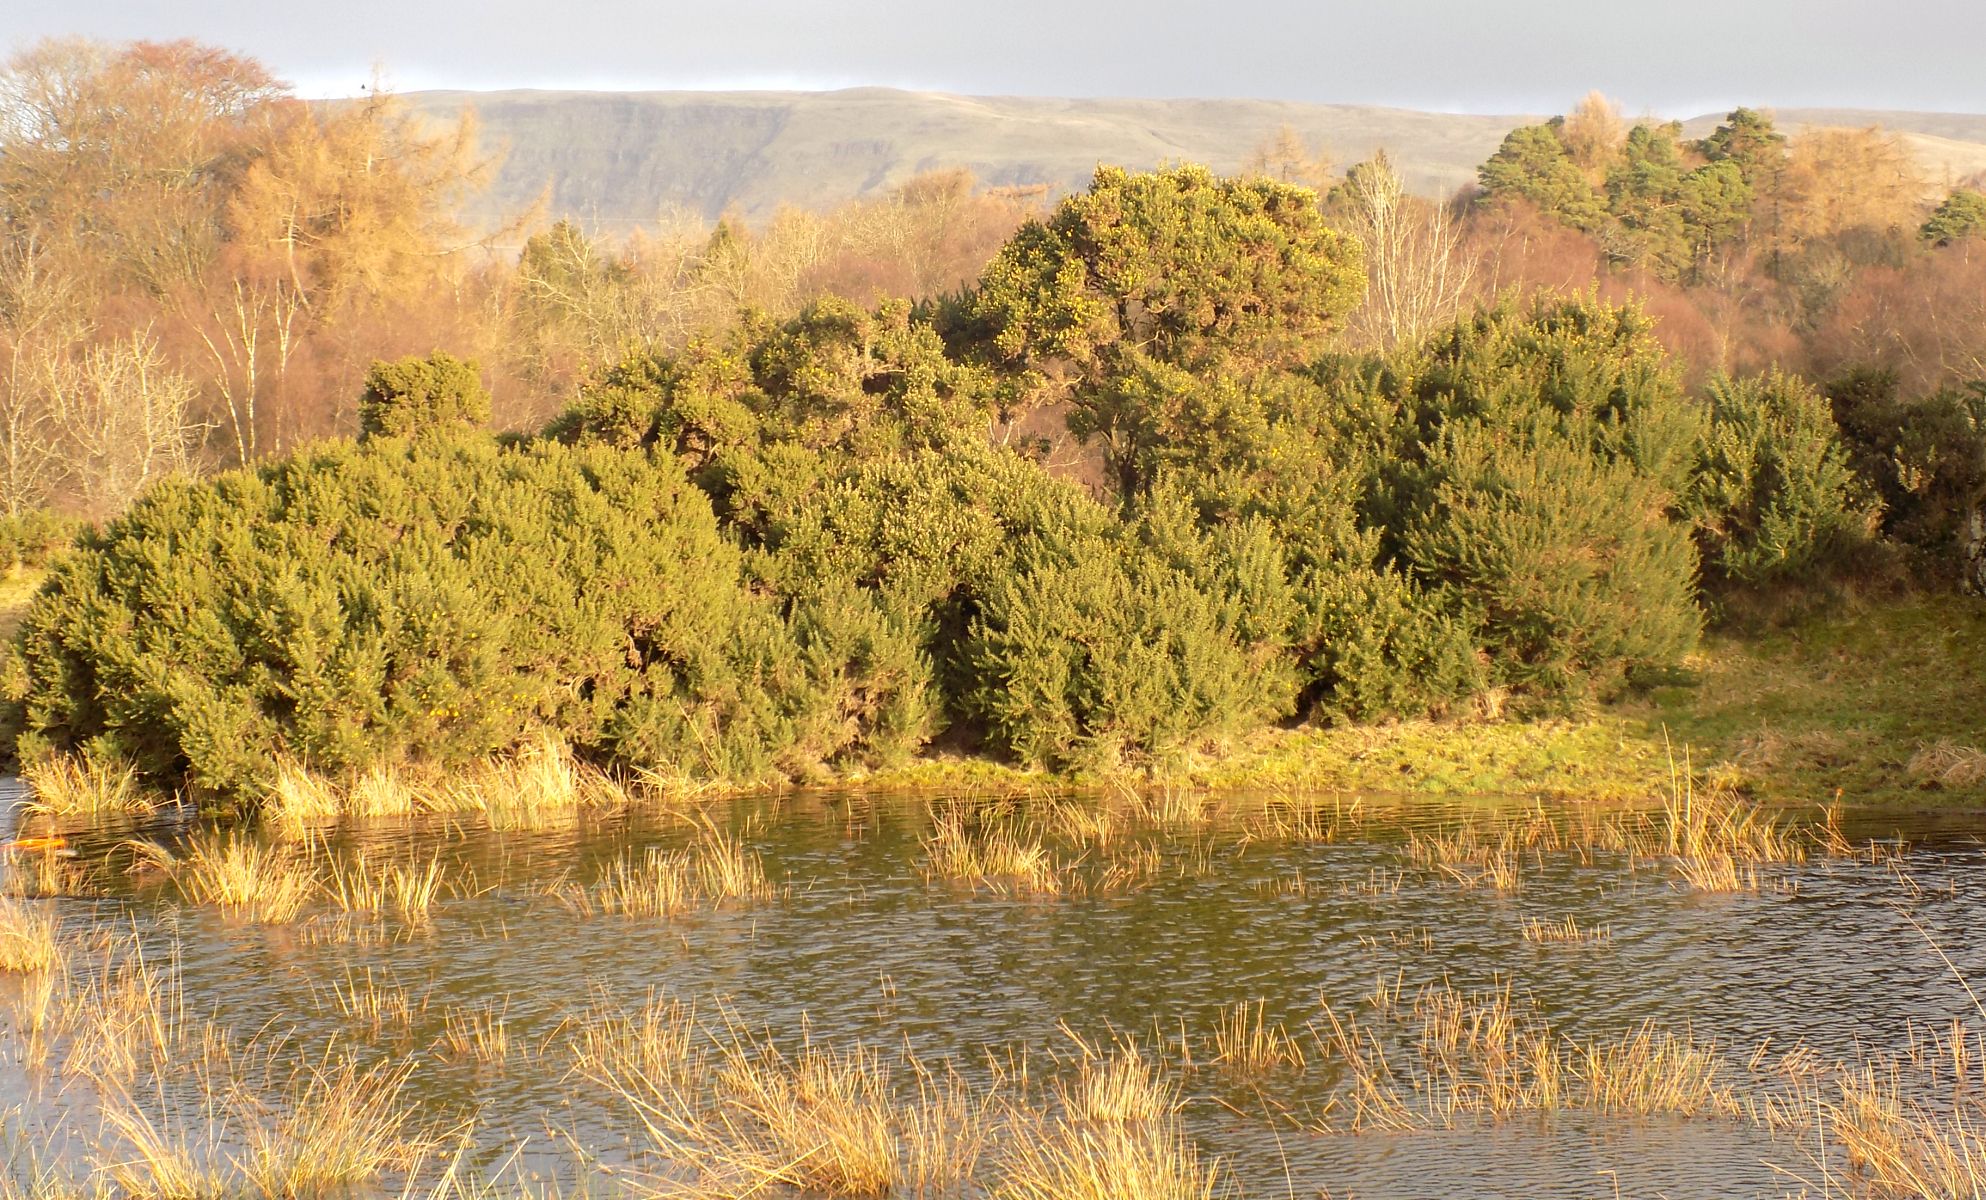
xmin=47 ymin=331 xmax=205 ymax=516
xmin=1336 ymin=153 xmax=1477 ymax=350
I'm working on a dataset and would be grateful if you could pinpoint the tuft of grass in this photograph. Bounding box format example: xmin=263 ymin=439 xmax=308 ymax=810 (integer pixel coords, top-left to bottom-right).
xmin=921 ymin=812 xmax=1063 ymax=896
xmin=160 ymin=831 xmax=315 ymax=924
xmin=1520 ymin=914 xmax=1611 ymax=945
xmin=991 ymin=1117 xmax=1224 ymax=1200
xmin=265 ymin=759 xmax=346 ymax=830
xmin=1210 ymin=1001 xmax=1306 ymax=1079
xmin=439 ymin=1004 xmax=512 ymax=1066
xmin=559 ymin=827 xmax=773 ymax=917
xmin=20 ymin=755 xmax=156 ymax=822
xmin=1055 ymin=1041 xmax=1177 ymax=1126
xmin=329 ymin=967 xmax=420 ymax=1032
xmin=1909 ymin=740 xmax=1986 ymax=789
xmin=242 ymin=1055 xmax=427 ymax=1197
xmin=0 ymin=899 xmax=60 ymax=974
xmin=326 ymin=853 xmax=446 ymax=924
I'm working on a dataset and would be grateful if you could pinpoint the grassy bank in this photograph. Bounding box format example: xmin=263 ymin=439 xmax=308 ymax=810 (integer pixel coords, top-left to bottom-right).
xmin=858 ymin=592 xmax=1986 ymax=808
xmin=3 ymin=568 xmax=1981 ymax=813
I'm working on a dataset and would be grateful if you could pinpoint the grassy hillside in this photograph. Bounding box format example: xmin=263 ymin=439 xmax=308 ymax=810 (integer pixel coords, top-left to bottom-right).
xmin=400 ymin=87 xmax=1986 ymax=231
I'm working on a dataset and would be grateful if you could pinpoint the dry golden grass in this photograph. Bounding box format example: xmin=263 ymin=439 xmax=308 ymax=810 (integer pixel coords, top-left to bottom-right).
xmin=1405 ymin=825 xmax=1523 ymax=892
xmin=325 ymin=853 xmax=446 ymax=924
xmin=265 ymin=759 xmax=347 ymax=830
xmin=20 ymin=755 xmax=156 ymax=822
xmin=0 ymin=899 xmax=60 ymax=974
xmin=558 ymin=827 xmax=773 ymax=917
xmin=439 ymin=1004 xmax=512 ymax=1066
xmin=567 ymin=993 xmax=704 ymax=1099
xmin=1575 ymin=1022 xmax=1738 ymax=1117
xmin=991 ymin=1117 xmax=1225 ymax=1200
xmin=1210 ymin=1001 xmax=1306 ymax=1078
xmin=329 ymin=968 xmax=421 ymax=1033
xmin=1311 ymin=982 xmax=1739 ymax=1131
xmin=1 ymin=844 xmax=93 ymax=899
xmin=157 ymin=832 xmax=315 ymax=924
xmin=260 ymin=735 xmax=632 ymax=831
xmin=241 ymin=1055 xmax=428 ymax=1197
xmin=1520 ymin=914 xmax=1611 ymax=945
xmin=1054 ymin=1041 xmax=1177 ymax=1125
xmin=97 ymin=1088 xmax=233 ymax=1200
xmin=921 ymin=812 xmax=1063 ymax=896
xmin=1908 ymin=740 xmax=1986 ymax=789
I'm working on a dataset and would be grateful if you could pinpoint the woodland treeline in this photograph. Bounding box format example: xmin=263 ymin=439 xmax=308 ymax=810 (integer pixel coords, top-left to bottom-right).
xmin=2 ymin=42 xmax=1984 ymax=799
xmin=3 ymin=43 xmax=1984 ymax=522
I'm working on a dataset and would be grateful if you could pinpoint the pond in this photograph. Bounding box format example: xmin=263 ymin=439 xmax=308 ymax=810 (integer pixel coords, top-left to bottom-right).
xmin=2 ymin=780 xmax=1980 ymax=1199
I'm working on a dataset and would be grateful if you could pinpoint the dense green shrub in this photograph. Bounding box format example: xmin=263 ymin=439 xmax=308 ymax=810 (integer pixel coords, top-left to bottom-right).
xmin=549 ymin=298 xmax=996 ymax=541
xmin=358 ymin=352 xmax=493 ymax=441
xmin=1691 ymin=372 xmax=1880 ymax=587
xmin=960 ymin=497 xmax=1300 ymax=770
xmin=0 ymin=511 xmax=87 ymax=573
xmin=3 ymin=430 xmax=930 ymax=796
xmin=1293 ymin=564 xmax=1484 ymax=723
xmin=1399 ymin=424 xmax=1700 ymax=699
xmin=961 ymin=164 xmax=1364 ymax=499
xmin=1826 ymin=368 xmax=1986 ymax=583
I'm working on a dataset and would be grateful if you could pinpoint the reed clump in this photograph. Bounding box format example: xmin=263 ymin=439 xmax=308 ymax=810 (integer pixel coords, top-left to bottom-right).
xmin=242 ymin=1055 xmax=428 ymax=1197
xmin=155 ymin=831 xmax=317 ymax=924
xmin=20 ymin=755 xmax=157 ymax=822
xmin=439 ymin=1004 xmax=512 ymax=1066
xmin=990 ymin=1117 xmax=1225 ymax=1200
xmin=325 ymin=853 xmax=447 ymax=924
xmin=1210 ymin=1001 xmax=1307 ymax=1078
xmin=1404 ymin=825 xmax=1524 ymax=892
xmin=1312 ymin=983 xmax=1740 ymax=1131
xmin=260 ymin=735 xmax=631 ymax=831
xmin=559 ymin=827 xmax=773 ymax=917
xmin=1520 ymin=914 xmax=1611 ymax=945
xmin=0 ymin=899 xmax=60 ymax=974
xmin=921 ymin=812 xmax=1063 ymax=896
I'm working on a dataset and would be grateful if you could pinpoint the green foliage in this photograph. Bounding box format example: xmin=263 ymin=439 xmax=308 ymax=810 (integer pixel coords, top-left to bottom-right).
xmin=1378 ymin=295 xmax=1706 ymax=698
xmin=0 ymin=511 xmax=86 ymax=572
xmin=1827 ymin=368 xmax=1986 ymax=580
xmin=1400 ymin=425 xmax=1700 ymax=698
xmin=357 ymin=352 xmax=492 ymax=441
xmin=966 ymin=164 xmax=1362 ymax=498
xmin=551 ymin=297 xmax=995 ymax=540
xmin=4 ymin=431 xmax=931 ymax=796
xmin=959 ymin=493 xmax=1300 ymax=770
xmin=1696 ymin=108 xmax=1787 ymax=185
xmin=1478 ymin=124 xmax=1611 ymax=231
xmin=1603 ymin=124 xmax=1751 ymax=279
xmin=1481 ymin=113 xmax=1766 ymax=281
xmin=1392 ymin=293 xmax=1704 ymax=498
xmin=1691 ymin=372 xmax=1880 ymax=587
xmin=1921 ymin=189 xmax=1986 ymax=246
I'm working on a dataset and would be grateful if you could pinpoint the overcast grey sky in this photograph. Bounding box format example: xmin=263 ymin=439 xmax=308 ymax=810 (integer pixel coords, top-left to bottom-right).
xmin=3 ymin=0 xmax=1982 ymax=114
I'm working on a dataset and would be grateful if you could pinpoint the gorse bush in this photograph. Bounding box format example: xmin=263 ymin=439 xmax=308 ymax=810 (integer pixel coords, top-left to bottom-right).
xmin=3 ymin=166 xmax=1968 ymax=801
xmin=1692 ymin=372 xmax=1880 ymax=588
xmin=3 ymin=426 xmax=929 ymax=796
xmin=358 ymin=352 xmax=493 ymax=441
xmin=1826 ymin=368 xmax=1986 ymax=586
xmin=0 ymin=511 xmax=85 ymax=573
xmin=960 ymin=493 xmax=1301 ymax=769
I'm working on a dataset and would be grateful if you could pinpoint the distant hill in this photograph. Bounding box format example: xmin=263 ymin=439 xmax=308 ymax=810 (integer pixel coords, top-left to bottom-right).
xmin=394 ymin=88 xmax=1986 ymax=233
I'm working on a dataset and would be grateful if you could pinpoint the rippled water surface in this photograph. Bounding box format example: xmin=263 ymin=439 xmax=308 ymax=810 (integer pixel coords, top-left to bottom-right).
xmin=5 ymin=781 xmax=1983 ymax=1198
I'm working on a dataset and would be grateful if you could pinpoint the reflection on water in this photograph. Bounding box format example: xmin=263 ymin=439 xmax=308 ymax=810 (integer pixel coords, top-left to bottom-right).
xmin=2 ymin=780 xmax=1979 ymax=1198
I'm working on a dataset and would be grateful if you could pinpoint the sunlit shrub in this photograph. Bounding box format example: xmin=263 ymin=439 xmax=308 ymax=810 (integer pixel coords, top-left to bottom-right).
xmin=1692 ymin=371 xmax=1881 ymax=587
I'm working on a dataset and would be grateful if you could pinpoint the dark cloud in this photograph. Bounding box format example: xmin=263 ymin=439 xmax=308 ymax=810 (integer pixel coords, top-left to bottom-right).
xmin=3 ymin=0 xmax=1982 ymax=114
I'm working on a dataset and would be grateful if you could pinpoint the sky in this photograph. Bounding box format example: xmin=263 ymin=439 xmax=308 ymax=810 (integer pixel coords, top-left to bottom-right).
xmin=4 ymin=0 xmax=1984 ymax=115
